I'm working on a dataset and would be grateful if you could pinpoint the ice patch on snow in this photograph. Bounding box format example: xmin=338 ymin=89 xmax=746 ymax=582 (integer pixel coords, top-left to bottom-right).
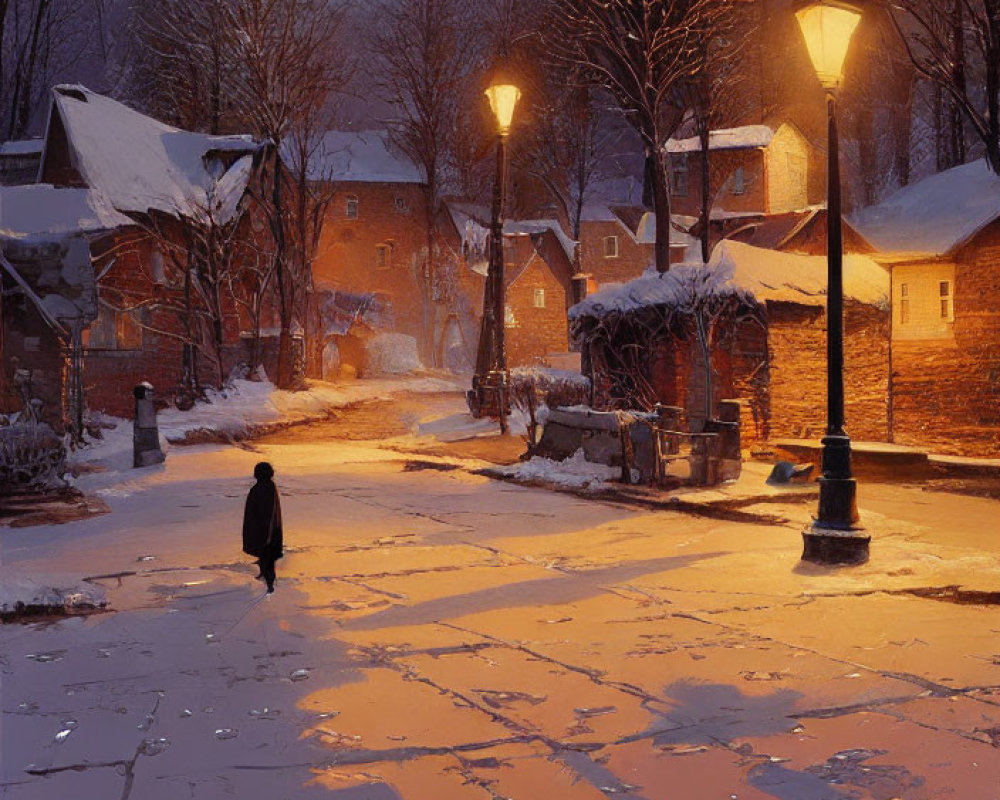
xmin=0 ymin=574 xmax=106 ymax=617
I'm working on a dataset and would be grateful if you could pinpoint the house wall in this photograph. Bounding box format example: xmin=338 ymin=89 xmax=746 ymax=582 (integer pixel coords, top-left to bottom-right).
xmin=891 ymin=260 xmax=956 ymax=341
xmin=579 ymin=220 xmax=653 ymax=288
xmin=83 ymin=226 xmax=252 ymax=418
xmin=764 ymin=123 xmax=810 ymax=215
xmin=890 ymin=223 xmax=1000 ymax=455
xmin=669 ymin=149 xmax=767 ymax=219
xmin=505 ymin=253 xmax=570 ymax=367
xmin=0 ymin=280 xmax=65 ymax=424
xmin=766 ymin=300 xmax=890 ymax=442
xmin=313 ymin=180 xmax=430 ymax=357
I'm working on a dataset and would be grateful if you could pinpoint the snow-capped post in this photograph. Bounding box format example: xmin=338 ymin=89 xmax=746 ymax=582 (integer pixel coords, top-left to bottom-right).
xmin=133 ymin=383 xmax=165 ymax=468
xmin=795 ymin=0 xmax=870 ymax=566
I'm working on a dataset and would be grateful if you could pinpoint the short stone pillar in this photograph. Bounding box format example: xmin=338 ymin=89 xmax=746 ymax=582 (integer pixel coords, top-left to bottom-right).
xmin=703 ymin=400 xmax=742 ymax=481
xmin=133 ymin=382 xmax=165 ymax=468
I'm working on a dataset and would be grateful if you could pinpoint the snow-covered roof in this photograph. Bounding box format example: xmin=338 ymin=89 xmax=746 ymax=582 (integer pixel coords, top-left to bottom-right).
xmin=48 ymin=85 xmax=261 ymax=224
xmin=302 ymin=131 xmax=424 ymax=184
xmin=665 ymin=126 xmax=774 ymax=154
xmin=582 ymin=204 xmax=697 ymax=252
xmin=570 ymin=239 xmax=888 ymax=319
xmin=0 ymin=139 xmax=44 ymax=157
xmin=851 ymin=159 xmax=1000 ymax=256
xmin=0 ymin=184 xmax=131 ymax=242
xmin=446 ymin=201 xmax=577 ymax=265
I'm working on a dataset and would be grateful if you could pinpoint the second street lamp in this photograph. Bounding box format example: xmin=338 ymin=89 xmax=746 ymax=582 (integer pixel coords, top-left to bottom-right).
xmin=795 ymin=0 xmax=871 ymax=565
xmin=469 ymin=78 xmax=521 ymax=431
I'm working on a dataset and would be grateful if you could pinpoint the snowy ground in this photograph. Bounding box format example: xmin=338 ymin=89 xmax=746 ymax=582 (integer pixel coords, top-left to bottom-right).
xmin=3 ymin=386 xmax=1000 ymax=799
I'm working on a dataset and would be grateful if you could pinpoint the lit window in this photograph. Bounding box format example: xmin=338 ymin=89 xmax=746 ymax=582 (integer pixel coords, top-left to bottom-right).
xmin=670 ymin=153 xmax=688 ymax=196
xmin=732 ymin=166 xmax=745 ymax=195
xmin=533 ymin=288 xmax=545 ymax=308
xmin=899 ymin=282 xmax=909 ymax=324
xmin=939 ymin=280 xmax=953 ymax=320
xmin=603 ymin=236 xmax=619 ymax=258
xmin=346 ymin=195 xmax=359 ymax=219
xmin=375 ymin=244 xmax=391 ymax=270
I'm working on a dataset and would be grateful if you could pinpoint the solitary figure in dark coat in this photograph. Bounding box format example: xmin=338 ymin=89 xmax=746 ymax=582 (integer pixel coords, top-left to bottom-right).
xmin=242 ymin=462 xmax=283 ymax=593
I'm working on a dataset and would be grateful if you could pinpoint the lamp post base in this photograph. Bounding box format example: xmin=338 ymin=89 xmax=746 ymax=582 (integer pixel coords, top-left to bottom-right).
xmin=802 ymin=475 xmax=868 ymax=564
xmin=468 ymin=372 xmax=510 ymax=423
xmin=802 ymin=525 xmax=870 ymax=565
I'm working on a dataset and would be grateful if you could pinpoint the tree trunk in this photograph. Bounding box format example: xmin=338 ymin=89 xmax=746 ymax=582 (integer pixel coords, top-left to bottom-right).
xmin=699 ymin=122 xmax=711 ymax=264
xmin=650 ymin=147 xmax=672 ymax=273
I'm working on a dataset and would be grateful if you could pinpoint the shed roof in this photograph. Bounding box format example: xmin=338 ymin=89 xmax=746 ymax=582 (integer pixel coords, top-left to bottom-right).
xmin=570 ymin=239 xmax=888 ymax=320
xmin=851 ymin=159 xmax=1000 ymax=257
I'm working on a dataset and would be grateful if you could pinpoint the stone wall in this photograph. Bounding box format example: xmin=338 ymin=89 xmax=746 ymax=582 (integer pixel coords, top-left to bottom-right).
xmin=767 ymin=300 xmax=890 ymax=442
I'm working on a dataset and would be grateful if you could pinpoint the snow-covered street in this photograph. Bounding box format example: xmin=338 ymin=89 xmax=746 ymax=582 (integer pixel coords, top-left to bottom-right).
xmin=3 ymin=390 xmax=1000 ymax=799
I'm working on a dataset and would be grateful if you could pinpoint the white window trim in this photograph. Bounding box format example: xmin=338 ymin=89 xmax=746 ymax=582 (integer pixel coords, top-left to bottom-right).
xmin=603 ymin=235 xmax=619 ymax=258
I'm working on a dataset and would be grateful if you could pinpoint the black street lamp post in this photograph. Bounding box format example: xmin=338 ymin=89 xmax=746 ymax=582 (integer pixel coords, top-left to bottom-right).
xmin=795 ymin=0 xmax=871 ymax=565
xmin=469 ymin=80 xmax=520 ymax=432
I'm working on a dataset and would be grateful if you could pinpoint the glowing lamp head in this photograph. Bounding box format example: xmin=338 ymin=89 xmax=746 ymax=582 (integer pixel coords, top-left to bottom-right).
xmin=485 ymin=83 xmax=521 ymax=135
xmin=795 ymin=0 xmax=863 ymax=90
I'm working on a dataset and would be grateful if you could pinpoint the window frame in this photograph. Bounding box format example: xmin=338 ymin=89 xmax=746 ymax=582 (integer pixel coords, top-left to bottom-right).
xmin=533 ymin=288 xmax=546 ymax=308
xmin=670 ymin=153 xmax=689 ymax=197
xmin=345 ymin=194 xmax=359 ymax=220
xmin=603 ymin=235 xmax=619 ymax=259
xmin=375 ymin=243 xmax=392 ymax=270
xmin=939 ymin=279 xmax=954 ymax=322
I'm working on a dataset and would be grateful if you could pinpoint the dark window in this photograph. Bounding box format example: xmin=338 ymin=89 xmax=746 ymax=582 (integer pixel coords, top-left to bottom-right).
xmin=346 ymin=195 xmax=359 ymax=219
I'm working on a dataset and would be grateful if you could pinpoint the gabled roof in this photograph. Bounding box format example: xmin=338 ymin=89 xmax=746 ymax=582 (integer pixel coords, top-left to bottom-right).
xmin=303 ymin=131 xmax=424 ymax=184
xmin=43 ymin=85 xmax=262 ymax=224
xmin=581 ymin=204 xmax=698 ymax=253
xmin=665 ymin=125 xmax=774 ymax=155
xmin=726 ymin=209 xmax=875 ymax=254
xmin=851 ymin=159 xmax=1000 ymax=257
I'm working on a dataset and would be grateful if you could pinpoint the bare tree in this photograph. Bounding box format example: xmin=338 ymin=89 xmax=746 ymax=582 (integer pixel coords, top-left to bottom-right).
xmin=225 ymin=0 xmax=350 ymax=389
xmin=367 ymin=0 xmax=480 ymax=366
xmin=681 ymin=1 xmax=755 ymax=263
xmin=889 ymin=0 xmax=1000 ymax=173
xmin=129 ymin=0 xmax=237 ymax=134
xmin=546 ymin=0 xmax=734 ymax=273
xmin=1 ymin=0 xmax=104 ymax=139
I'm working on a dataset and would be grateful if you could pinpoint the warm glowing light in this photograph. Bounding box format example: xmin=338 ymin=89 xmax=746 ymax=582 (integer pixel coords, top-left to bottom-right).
xmin=795 ymin=1 xmax=862 ymax=89
xmin=484 ymin=83 xmax=521 ymax=134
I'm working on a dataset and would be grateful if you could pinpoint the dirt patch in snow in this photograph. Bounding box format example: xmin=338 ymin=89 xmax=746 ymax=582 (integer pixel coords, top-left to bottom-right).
xmin=0 ymin=488 xmax=110 ymax=528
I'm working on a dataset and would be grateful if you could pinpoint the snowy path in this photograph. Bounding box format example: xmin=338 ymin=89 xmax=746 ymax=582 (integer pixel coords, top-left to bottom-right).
xmin=3 ymin=434 xmax=1000 ymax=799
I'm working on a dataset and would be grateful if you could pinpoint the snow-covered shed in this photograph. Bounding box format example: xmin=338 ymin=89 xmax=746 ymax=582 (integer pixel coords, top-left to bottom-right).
xmin=851 ymin=158 xmax=1000 ymax=455
xmin=570 ymin=240 xmax=891 ymax=442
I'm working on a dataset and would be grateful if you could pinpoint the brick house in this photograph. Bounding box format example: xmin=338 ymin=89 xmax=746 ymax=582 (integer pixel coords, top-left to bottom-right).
xmin=309 ymin=131 xmax=432 ymax=370
xmin=666 ymin=123 xmax=825 ymax=239
xmin=853 ymin=159 xmax=1000 ymax=456
xmin=571 ymin=240 xmax=890 ymax=441
xmin=440 ymin=201 xmax=576 ymax=369
xmin=1 ymin=85 xmax=265 ymax=426
xmin=578 ymin=205 xmax=697 ymax=291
